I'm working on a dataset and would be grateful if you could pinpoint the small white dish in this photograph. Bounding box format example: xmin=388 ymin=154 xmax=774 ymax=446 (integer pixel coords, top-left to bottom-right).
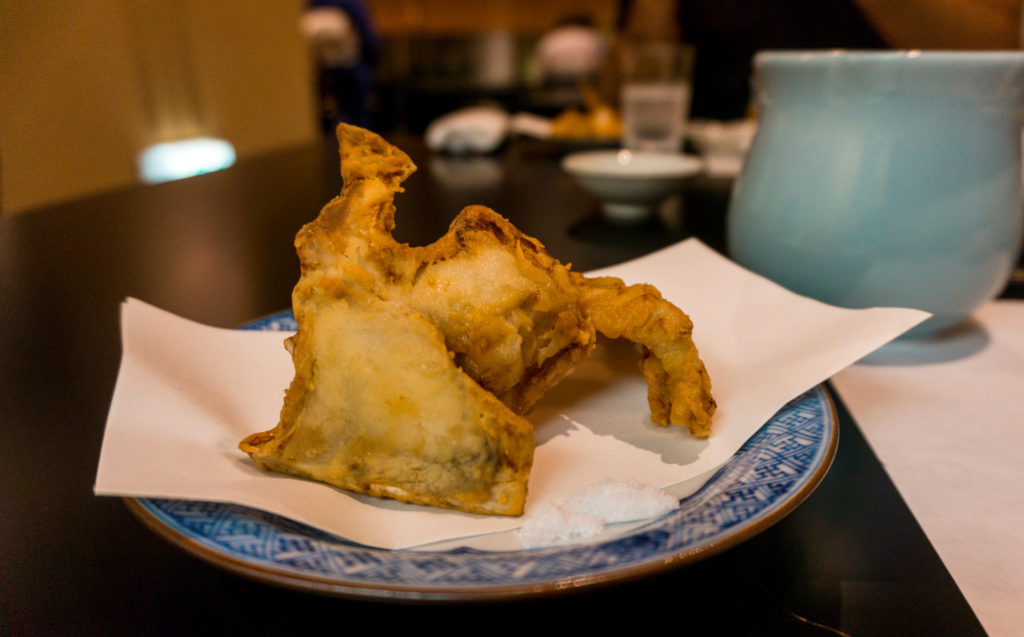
xmin=562 ymin=150 xmax=703 ymax=221
xmin=686 ymin=118 xmax=757 ymax=177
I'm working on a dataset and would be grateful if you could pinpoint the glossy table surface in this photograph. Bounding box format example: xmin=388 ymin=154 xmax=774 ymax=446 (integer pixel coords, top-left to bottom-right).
xmin=0 ymin=135 xmax=994 ymax=635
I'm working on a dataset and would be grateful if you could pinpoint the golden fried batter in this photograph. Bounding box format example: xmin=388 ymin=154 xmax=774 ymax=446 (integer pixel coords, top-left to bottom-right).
xmin=240 ymin=262 xmax=534 ymax=515
xmin=240 ymin=124 xmax=715 ymax=516
xmin=550 ymin=87 xmax=623 ymax=140
xmin=575 ymin=275 xmax=716 ymax=438
xmin=297 ymin=124 xmax=596 ymax=414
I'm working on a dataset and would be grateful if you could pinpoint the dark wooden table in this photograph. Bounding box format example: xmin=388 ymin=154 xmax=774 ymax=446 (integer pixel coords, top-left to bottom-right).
xmin=1 ymin=134 xmax=991 ymax=635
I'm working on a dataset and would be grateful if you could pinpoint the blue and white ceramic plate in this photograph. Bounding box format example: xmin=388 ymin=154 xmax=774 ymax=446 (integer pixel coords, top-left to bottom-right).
xmin=126 ymin=310 xmax=837 ymax=601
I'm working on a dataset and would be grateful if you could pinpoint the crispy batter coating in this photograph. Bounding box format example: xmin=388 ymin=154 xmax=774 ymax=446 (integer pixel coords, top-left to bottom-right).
xmin=240 ymin=265 xmax=534 ymax=514
xmin=297 ymin=124 xmax=596 ymax=414
xmin=574 ymin=275 xmax=717 ymax=438
xmin=240 ymin=124 xmax=715 ymax=515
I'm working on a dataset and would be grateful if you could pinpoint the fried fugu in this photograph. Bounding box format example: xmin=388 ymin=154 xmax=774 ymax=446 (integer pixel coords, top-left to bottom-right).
xmin=575 ymin=275 xmax=716 ymax=438
xmin=240 ymin=124 xmax=715 ymax=516
xmin=240 ymin=261 xmax=534 ymax=515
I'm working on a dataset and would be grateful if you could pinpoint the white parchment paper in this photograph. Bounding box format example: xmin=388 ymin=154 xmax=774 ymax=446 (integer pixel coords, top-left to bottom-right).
xmin=831 ymin=300 xmax=1024 ymax=637
xmin=95 ymin=238 xmax=928 ymax=549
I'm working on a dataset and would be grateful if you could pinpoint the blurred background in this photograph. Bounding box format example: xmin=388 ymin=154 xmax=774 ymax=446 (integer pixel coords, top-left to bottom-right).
xmin=3 ymin=0 xmax=1019 ymax=216
xmin=0 ymin=0 xmax=618 ymax=216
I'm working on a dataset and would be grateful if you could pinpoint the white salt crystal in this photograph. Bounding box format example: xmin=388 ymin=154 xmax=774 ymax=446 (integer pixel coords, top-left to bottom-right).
xmin=565 ymin=480 xmax=678 ymax=523
xmin=515 ymin=480 xmax=677 ymax=549
xmin=513 ymin=501 xmax=605 ymax=549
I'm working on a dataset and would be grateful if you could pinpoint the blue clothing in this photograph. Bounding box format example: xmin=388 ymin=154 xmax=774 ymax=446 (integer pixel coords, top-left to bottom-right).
xmin=307 ymin=0 xmax=381 ymax=129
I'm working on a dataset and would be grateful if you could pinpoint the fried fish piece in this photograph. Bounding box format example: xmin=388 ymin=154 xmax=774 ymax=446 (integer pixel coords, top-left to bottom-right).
xmin=575 ymin=275 xmax=716 ymax=437
xmin=240 ymin=261 xmax=534 ymax=515
xmin=302 ymin=123 xmax=597 ymax=415
xmin=239 ymin=136 xmax=535 ymax=515
xmin=390 ymin=207 xmax=596 ymax=414
xmin=240 ymin=124 xmax=714 ymax=515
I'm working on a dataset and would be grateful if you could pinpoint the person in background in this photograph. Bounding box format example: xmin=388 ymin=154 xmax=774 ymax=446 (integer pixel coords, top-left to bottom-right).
xmin=536 ymin=15 xmax=608 ymax=86
xmin=300 ymin=0 xmax=380 ymax=132
xmin=618 ymin=0 xmax=1022 ymax=119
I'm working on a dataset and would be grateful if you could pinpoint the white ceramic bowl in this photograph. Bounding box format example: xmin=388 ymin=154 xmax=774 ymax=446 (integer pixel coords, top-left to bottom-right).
xmin=562 ymin=150 xmax=703 ymax=221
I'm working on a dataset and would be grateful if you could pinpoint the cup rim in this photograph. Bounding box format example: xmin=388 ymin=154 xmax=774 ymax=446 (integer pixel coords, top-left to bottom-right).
xmin=562 ymin=150 xmax=703 ymax=179
xmin=756 ymin=49 xmax=1024 ymax=66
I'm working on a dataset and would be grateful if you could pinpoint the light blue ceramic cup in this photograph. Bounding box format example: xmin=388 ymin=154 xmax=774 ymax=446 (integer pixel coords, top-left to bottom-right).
xmin=728 ymin=51 xmax=1024 ymax=337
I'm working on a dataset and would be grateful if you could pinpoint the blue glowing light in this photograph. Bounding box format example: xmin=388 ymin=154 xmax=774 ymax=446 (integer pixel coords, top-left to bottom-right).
xmin=138 ymin=137 xmax=236 ymax=183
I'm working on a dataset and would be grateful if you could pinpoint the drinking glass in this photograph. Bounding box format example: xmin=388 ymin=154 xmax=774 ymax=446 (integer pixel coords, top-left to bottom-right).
xmin=619 ymin=41 xmax=694 ymax=153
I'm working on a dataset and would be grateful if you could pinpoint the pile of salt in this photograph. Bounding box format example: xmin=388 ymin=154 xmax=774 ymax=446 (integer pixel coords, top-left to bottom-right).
xmin=514 ymin=480 xmax=677 ymax=548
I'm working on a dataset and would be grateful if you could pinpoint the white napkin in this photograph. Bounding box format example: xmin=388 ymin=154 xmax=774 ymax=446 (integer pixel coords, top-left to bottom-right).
xmin=425 ymin=106 xmax=510 ymax=154
xmin=831 ymin=300 xmax=1024 ymax=637
xmin=94 ymin=238 xmax=928 ymax=549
